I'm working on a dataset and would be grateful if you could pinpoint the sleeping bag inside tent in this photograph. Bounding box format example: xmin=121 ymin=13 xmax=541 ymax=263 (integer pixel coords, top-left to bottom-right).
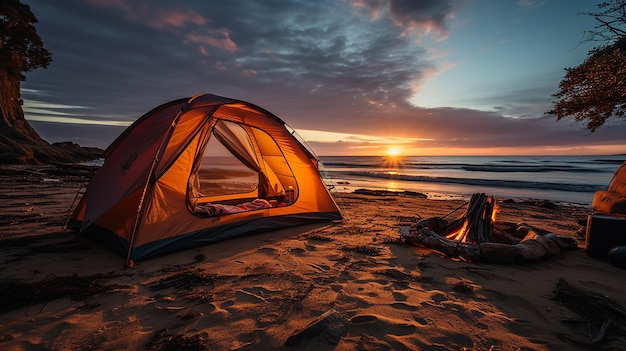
xmin=68 ymin=93 xmax=342 ymax=263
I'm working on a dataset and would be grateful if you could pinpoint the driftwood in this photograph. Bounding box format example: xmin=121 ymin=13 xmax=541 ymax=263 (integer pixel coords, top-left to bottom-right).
xmin=553 ymin=278 xmax=626 ymax=346
xmin=479 ymin=242 xmax=517 ymax=262
xmin=402 ymin=193 xmax=579 ymax=263
xmin=408 ymin=226 xmax=482 ymax=262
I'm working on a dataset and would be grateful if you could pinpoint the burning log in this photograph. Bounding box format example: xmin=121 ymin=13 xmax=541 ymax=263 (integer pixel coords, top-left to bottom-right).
xmin=402 ymin=193 xmax=579 ymax=263
xmin=442 ymin=193 xmax=496 ymax=244
xmin=410 ymin=226 xmax=482 ymax=262
xmin=490 ymin=227 xmax=521 ymax=245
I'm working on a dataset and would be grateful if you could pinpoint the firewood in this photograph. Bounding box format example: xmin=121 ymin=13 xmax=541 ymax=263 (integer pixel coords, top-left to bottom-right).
xmin=546 ymin=233 xmax=578 ymax=250
xmin=443 ymin=218 xmax=467 ymax=240
xmin=412 ymin=227 xmax=481 ymax=262
xmin=481 ymin=197 xmax=494 ymax=243
xmin=422 ymin=217 xmax=450 ymax=234
xmin=493 ymin=221 xmax=518 ymax=233
xmin=535 ymin=235 xmax=562 ymax=257
xmin=514 ymin=240 xmax=547 ymax=261
xmin=490 ymin=227 xmax=521 ymax=245
xmin=467 ymin=193 xmax=487 ymax=243
xmin=402 ymin=193 xmax=578 ymax=263
xmin=514 ymin=225 xmax=532 ymax=239
xmin=479 ymin=242 xmax=516 ymax=262
xmin=523 ymin=232 xmax=561 ymax=257
xmin=457 ymin=243 xmax=482 ymax=262
xmin=415 ymin=227 xmax=459 ymax=258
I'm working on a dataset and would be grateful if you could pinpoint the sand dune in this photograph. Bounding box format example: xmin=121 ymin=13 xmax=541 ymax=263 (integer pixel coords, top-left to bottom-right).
xmin=1 ymin=165 xmax=625 ymax=350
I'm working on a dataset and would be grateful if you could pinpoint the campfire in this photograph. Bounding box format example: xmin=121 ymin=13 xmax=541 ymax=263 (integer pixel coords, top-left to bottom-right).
xmin=441 ymin=193 xmax=498 ymax=243
xmin=403 ymin=193 xmax=578 ymax=262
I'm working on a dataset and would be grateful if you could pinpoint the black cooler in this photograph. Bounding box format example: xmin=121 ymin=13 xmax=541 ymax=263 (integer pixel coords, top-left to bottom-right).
xmin=586 ymin=214 xmax=626 ymax=258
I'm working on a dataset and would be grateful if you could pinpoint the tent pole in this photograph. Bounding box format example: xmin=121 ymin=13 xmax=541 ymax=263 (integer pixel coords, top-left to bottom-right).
xmin=124 ymin=103 xmax=193 ymax=266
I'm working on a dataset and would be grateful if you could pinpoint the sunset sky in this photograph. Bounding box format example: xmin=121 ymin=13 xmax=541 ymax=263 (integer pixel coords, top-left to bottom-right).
xmin=20 ymin=0 xmax=626 ymax=156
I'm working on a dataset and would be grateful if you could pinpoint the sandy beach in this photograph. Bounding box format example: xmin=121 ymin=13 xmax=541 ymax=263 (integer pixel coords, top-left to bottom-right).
xmin=1 ymin=165 xmax=625 ymax=351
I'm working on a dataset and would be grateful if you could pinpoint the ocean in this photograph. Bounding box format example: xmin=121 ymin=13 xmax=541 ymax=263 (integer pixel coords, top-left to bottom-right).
xmin=319 ymin=155 xmax=626 ymax=205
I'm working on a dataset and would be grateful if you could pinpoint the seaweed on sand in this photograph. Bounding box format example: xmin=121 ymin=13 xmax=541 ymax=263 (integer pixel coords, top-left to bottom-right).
xmin=553 ymin=278 xmax=626 ymax=347
xmin=0 ymin=272 xmax=127 ymax=313
xmin=145 ymin=329 xmax=210 ymax=351
xmin=147 ymin=269 xmax=216 ymax=291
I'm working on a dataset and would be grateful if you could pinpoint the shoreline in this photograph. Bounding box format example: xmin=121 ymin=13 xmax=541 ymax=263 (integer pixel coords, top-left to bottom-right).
xmin=331 ymin=179 xmax=595 ymax=207
xmin=2 ymin=164 xmax=626 ymax=350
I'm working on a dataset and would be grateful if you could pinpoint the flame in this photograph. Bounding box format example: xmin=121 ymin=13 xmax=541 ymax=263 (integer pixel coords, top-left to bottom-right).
xmin=446 ymin=219 xmax=469 ymax=242
xmin=443 ymin=195 xmax=498 ymax=244
xmin=491 ymin=202 xmax=499 ymax=222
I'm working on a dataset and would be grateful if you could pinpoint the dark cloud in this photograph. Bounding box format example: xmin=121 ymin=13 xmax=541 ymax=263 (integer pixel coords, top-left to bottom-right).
xmin=351 ymin=0 xmax=457 ymax=37
xmin=387 ymin=0 xmax=457 ymax=36
xmin=22 ymin=0 xmax=434 ymax=123
xmin=17 ymin=0 xmax=626 ymax=153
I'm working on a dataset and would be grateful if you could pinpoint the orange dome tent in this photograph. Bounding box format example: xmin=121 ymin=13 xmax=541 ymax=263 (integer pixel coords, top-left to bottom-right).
xmin=68 ymin=94 xmax=342 ymax=264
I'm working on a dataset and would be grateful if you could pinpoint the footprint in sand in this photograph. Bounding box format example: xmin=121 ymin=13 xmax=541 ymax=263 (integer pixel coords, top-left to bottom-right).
xmin=258 ymin=247 xmax=278 ymax=255
xmin=390 ymin=302 xmax=419 ymax=311
xmin=391 ymin=291 xmax=407 ymax=302
xmin=430 ymin=292 xmax=448 ymax=303
xmin=288 ymin=247 xmax=306 ymax=256
xmin=330 ymin=284 xmax=342 ymax=292
xmin=391 ymin=281 xmax=411 ymax=290
xmin=350 ymin=314 xmax=418 ymax=336
xmin=221 ymin=300 xmax=235 ymax=308
xmin=390 ymin=289 xmax=420 ymax=311
xmin=412 ymin=315 xmax=428 ymax=325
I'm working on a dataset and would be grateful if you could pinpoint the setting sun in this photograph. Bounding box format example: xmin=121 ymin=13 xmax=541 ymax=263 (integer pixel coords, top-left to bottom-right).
xmin=387 ymin=147 xmax=400 ymax=157
xmin=383 ymin=147 xmax=403 ymax=169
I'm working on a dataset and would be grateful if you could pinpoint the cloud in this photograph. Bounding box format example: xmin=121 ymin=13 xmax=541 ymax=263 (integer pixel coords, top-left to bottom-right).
xmin=147 ymin=8 xmax=207 ymax=29
xmin=306 ymin=111 xmax=626 ymax=156
xmin=86 ymin=0 xmax=234 ymax=56
xmin=19 ymin=0 xmax=626 ymax=154
xmin=351 ymin=0 xmax=458 ymax=38
xmin=185 ymin=29 xmax=238 ymax=52
xmin=26 ymin=0 xmax=438 ymax=110
xmin=86 ymin=0 xmax=207 ymax=29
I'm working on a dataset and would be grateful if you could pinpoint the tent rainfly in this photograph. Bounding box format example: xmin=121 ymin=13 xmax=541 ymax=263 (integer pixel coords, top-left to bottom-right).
xmin=68 ymin=94 xmax=342 ymax=264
